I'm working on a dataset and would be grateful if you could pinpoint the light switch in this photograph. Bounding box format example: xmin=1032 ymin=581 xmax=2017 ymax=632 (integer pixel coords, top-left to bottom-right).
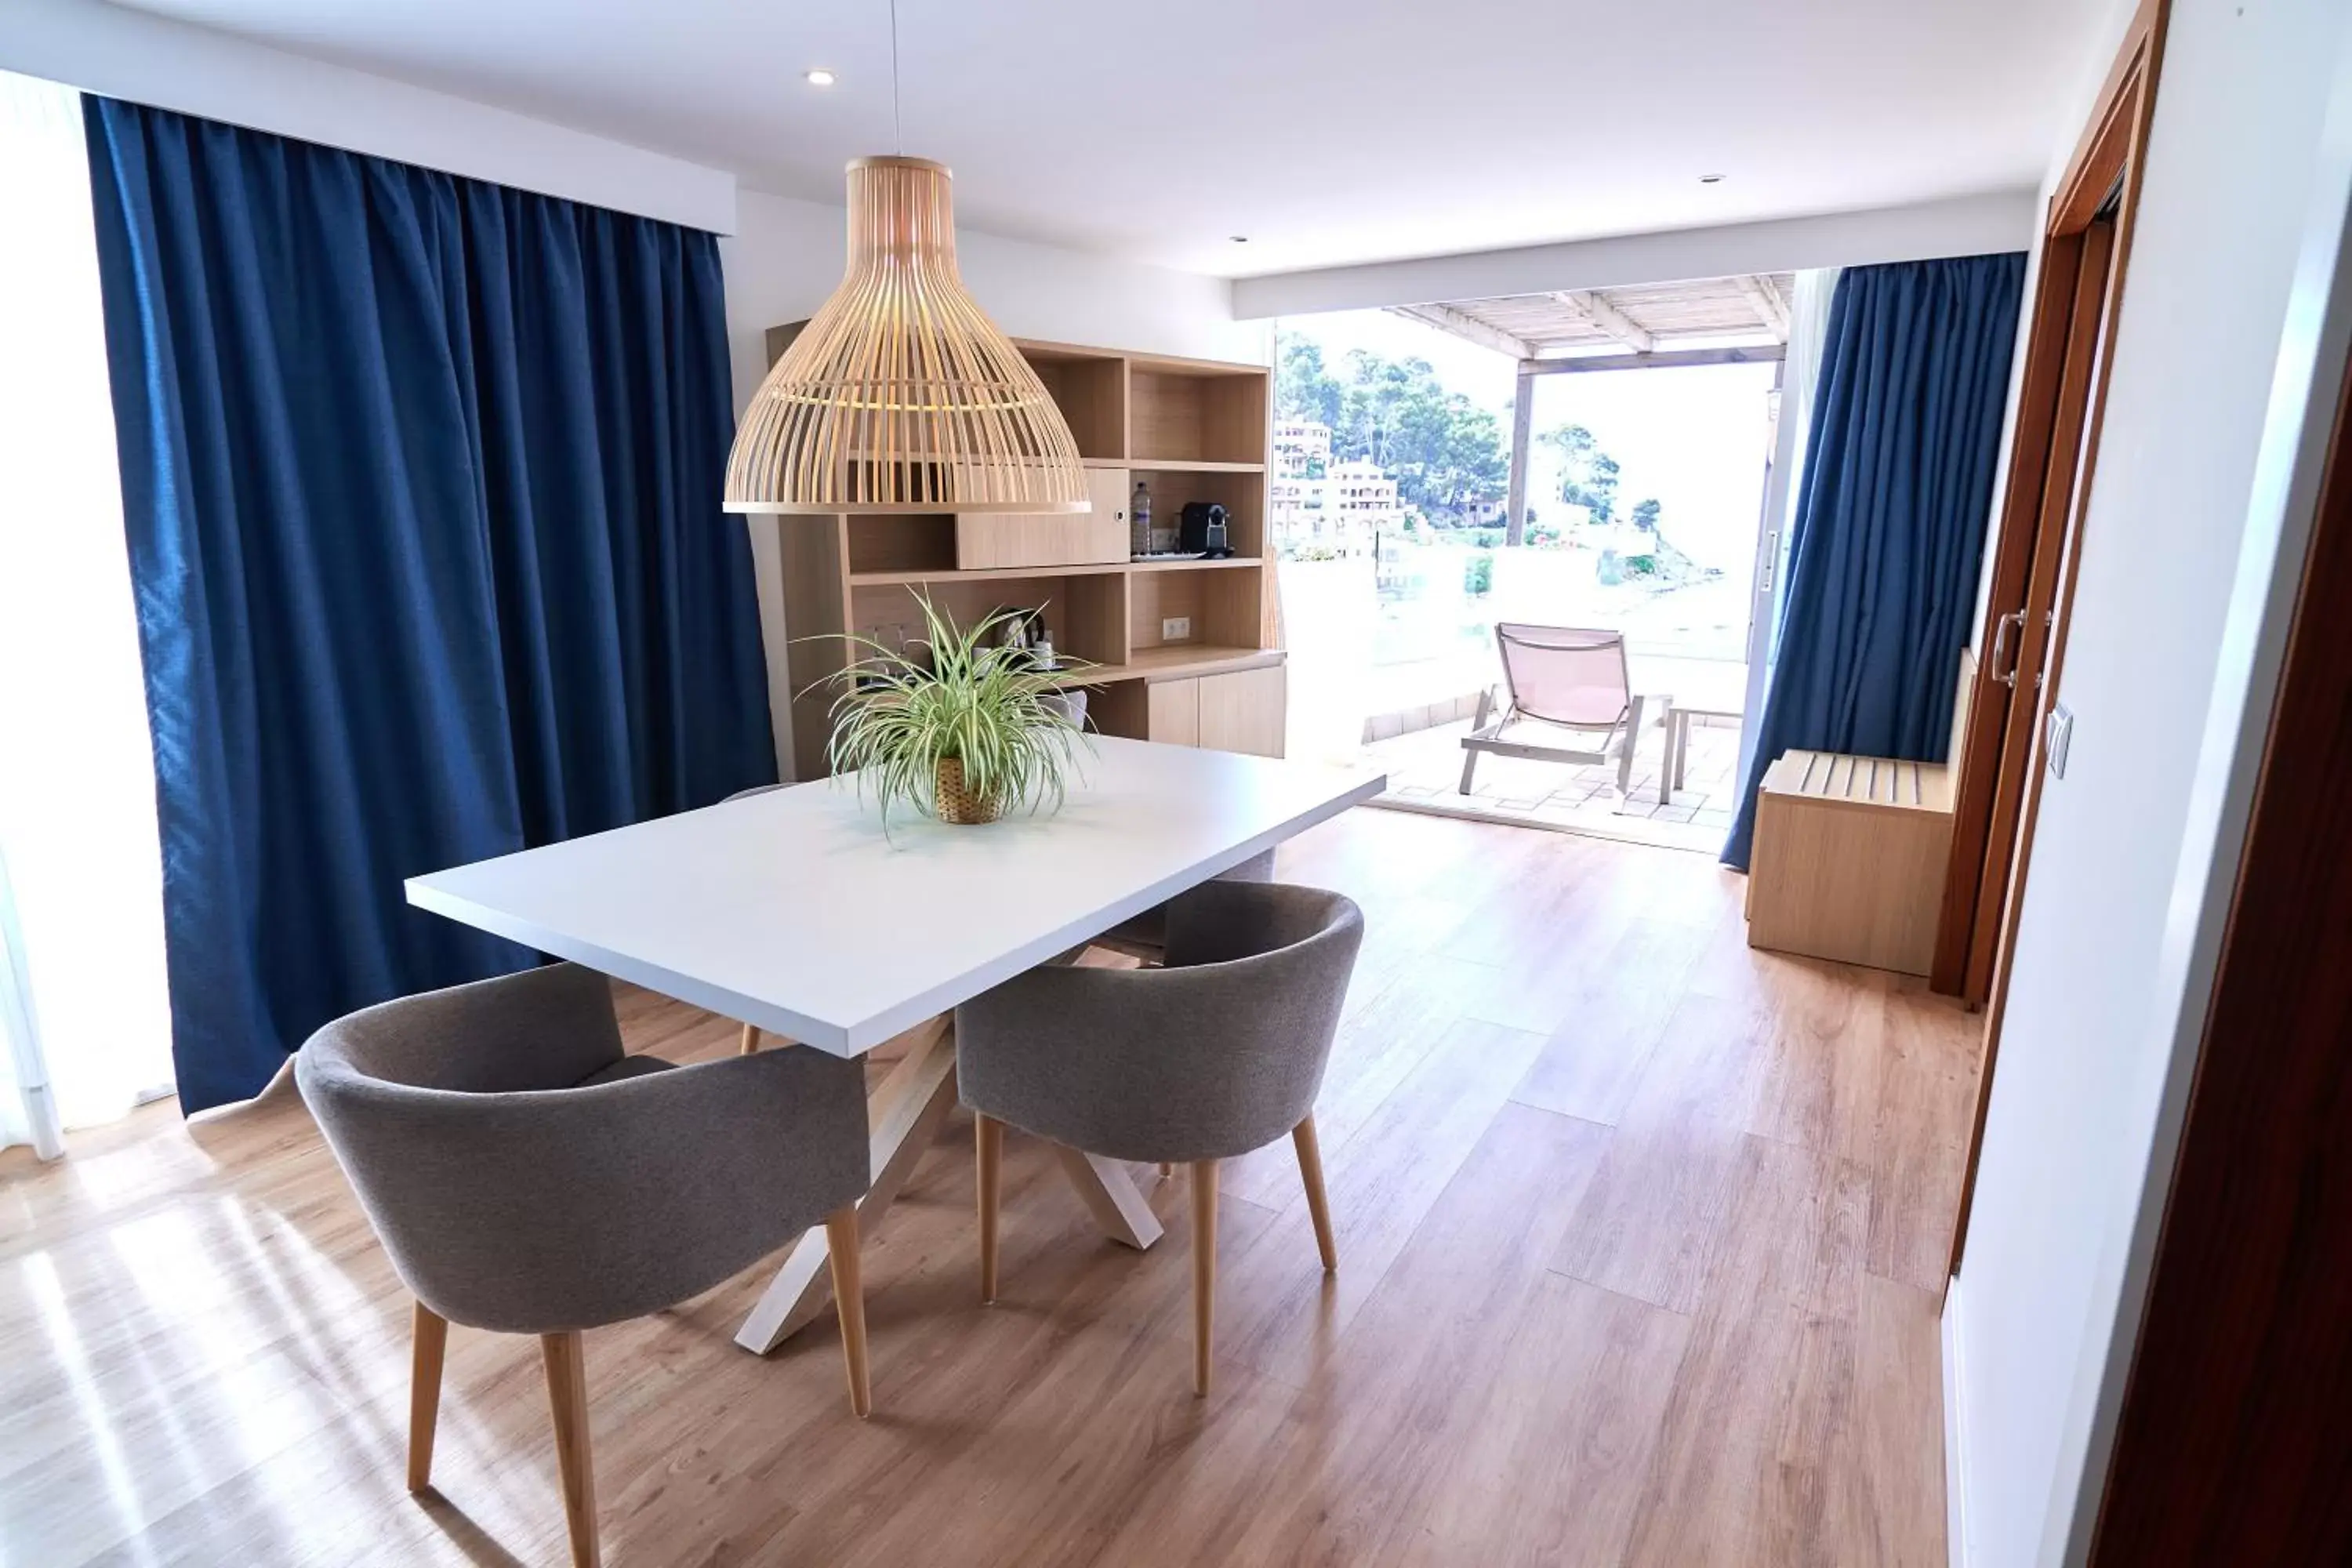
xmin=2045 ymin=702 xmax=2074 ymax=779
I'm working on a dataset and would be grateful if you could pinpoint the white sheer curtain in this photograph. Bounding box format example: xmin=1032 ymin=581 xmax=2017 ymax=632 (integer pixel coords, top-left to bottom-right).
xmin=0 ymin=68 xmax=176 ymax=1156
xmin=1763 ymin=267 xmax=1842 ymax=661
xmin=1733 ymin=266 xmax=1842 ymax=791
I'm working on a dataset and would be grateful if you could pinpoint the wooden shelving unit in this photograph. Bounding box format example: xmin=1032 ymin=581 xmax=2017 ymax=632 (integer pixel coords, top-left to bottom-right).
xmin=1084 ymin=456 xmax=1265 ymax=474
xmin=765 ymin=328 xmax=1285 ymax=779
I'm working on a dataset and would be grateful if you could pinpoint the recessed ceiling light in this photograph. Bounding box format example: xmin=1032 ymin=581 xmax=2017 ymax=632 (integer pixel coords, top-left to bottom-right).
xmin=805 ymin=68 xmax=837 ymax=87
xmin=1698 ymin=172 xmax=1726 ymax=184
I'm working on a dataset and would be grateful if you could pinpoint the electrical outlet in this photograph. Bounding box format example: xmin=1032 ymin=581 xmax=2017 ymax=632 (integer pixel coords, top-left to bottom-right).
xmin=1162 ymin=616 xmax=1192 ymax=641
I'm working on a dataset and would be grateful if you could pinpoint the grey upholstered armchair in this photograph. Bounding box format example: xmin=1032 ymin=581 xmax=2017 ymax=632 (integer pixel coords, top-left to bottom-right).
xmin=296 ymin=962 xmax=871 ymax=1568
xmin=956 ymin=880 xmax=1363 ymax=1395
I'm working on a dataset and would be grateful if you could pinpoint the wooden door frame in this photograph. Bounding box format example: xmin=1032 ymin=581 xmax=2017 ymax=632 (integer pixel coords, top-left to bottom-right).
xmin=1940 ymin=0 xmax=2169 ymax=1276
xmin=1933 ymin=0 xmax=2170 ymax=1005
xmin=1951 ymin=218 xmax=2118 ymax=1002
xmin=1932 ymin=228 xmax=2089 ymax=999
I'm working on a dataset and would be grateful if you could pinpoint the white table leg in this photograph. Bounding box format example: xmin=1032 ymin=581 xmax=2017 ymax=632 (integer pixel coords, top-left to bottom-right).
xmin=735 ymin=1016 xmax=960 ymax=1355
xmin=1044 ymin=946 xmax=1166 ymax=1248
xmin=733 ymin=993 xmax=1174 ymax=1354
xmin=1051 ymin=1145 xmax=1166 ymax=1249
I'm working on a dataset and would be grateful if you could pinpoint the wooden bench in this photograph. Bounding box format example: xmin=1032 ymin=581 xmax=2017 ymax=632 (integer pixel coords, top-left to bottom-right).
xmin=1746 ymin=749 xmax=1956 ymax=975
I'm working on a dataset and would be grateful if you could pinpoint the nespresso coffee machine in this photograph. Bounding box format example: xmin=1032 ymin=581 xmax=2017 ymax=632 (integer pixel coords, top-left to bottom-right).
xmin=1178 ymin=502 xmax=1233 ymax=558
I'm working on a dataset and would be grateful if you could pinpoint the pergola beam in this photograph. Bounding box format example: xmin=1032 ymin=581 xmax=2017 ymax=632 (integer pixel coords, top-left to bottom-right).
xmin=1549 ymin=290 xmax=1654 ymax=354
xmin=1387 ymin=303 xmax=1534 ymax=361
xmin=1519 ymin=344 xmax=1786 ymax=376
xmin=1735 ymin=274 xmax=1792 ymax=342
xmin=1505 ymin=368 xmax=1535 ymax=547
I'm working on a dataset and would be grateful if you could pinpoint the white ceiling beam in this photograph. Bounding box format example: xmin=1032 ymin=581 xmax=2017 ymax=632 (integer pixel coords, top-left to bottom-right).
xmin=1234 ymin=193 xmax=2038 ymax=319
xmin=1517 ymin=343 xmax=1786 ymax=376
xmin=1387 ymin=303 xmax=1535 ymax=361
xmin=1735 ymin=274 xmax=1792 ymax=342
xmin=1548 ymin=289 xmax=1655 ymax=354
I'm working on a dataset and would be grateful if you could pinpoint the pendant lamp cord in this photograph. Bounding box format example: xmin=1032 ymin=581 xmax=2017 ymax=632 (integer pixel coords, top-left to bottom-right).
xmin=888 ymin=0 xmax=902 ymax=154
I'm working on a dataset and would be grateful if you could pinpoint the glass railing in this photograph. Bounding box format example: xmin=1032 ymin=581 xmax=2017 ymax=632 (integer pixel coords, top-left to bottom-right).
xmin=1279 ymin=533 xmax=1754 ymax=762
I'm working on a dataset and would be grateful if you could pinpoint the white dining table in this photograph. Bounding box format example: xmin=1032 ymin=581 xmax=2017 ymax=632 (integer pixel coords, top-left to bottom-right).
xmin=406 ymin=735 xmax=1385 ymax=1354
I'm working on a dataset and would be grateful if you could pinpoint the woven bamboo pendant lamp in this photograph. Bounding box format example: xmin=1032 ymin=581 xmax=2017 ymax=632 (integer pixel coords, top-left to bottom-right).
xmin=724 ymin=154 xmax=1087 ymax=515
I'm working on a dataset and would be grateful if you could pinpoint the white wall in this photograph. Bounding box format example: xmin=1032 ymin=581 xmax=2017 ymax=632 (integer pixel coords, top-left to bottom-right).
xmin=0 ymin=1 xmax=1265 ymax=784
xmin=0 ymin=0 xmax=735 ymax=234
xmin=1230 ymin=190 xmax=2039 ymax=318
xmin=1947 ymin=2 xmax=2352 ymax=1565
xmin=720 ymin=188 xmax=1267 ymax=774
xmin=720 ymin=187 xmax=1266 ymax=408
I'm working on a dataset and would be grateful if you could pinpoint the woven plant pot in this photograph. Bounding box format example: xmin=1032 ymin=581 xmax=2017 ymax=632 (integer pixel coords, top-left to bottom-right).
xmin=933 ymin=757 xmax=1001 ymax=826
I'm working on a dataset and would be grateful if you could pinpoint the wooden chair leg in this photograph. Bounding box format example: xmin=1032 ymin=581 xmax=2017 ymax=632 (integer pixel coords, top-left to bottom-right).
xmin=1158 ymin=1162 xmax=1174 ymax=1178
xmin=738 ymin=1021 xmax=760 ymax=1054
xmin=1191 ymin=1160 xmax=1219 ymax=1396
xmin=975 ymin=1114 xmax=1004 ymax=1304
xmin=539 ymin=1331 xmax=599 ymax=1568
xmin=823 ymin=1203 xmax=872 ymax=1418
xmin=407 ymin=1301 xmax=448 ymax=1493
xmin=1293 ymin=1116 xmax=1338 ymax=1273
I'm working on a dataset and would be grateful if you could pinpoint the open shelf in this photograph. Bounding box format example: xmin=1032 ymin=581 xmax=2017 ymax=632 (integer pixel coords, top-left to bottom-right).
xmin=1125 ymin=554 xmax=1261 ymax=572
xmin=1130 ymin=467 xmax=1265 ymax=559
xmin=849 ymin=554 xmax=1258 ymax=586
xmin=1129 ymin=368 xmax=1268 ymax=466
xmin=844 ymin=514 xmax=958 ymax=577
xmin=1022 ymin=347 xmax=1126 ymax=461
xmin=849 ymin=572 xmax=1128 ymax=670
xmin=1123 ymin=642 xmax=1280 ymax=675
xmin=848 ymin=561 xmax=1128 ymax=586
xmin=1062 ymin=644 xmax=1281 ymax=685
xmin=1085 ymin=456 xmax=1264 ymax=474
xmin=1131 ymin=560 xmax=1266 ymax=655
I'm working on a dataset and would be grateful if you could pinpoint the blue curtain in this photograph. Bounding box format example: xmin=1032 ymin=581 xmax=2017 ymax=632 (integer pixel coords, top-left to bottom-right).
xmin=1722 ymin=252 xmax=2025 ymax=869
xmin=83 ymin=100 xmax=777 ymax=1112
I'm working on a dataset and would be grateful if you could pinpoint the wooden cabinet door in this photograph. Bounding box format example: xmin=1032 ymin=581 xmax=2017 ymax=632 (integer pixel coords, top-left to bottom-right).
xmin=1196 ymin=665 xmax=1286 ymax=757
xmin=953 ymin=467 xmax=1127 ymax=569
xmin=1084 ymin=467 xmax=1131 ymax=559
xmin=1146 ymin=677 xmax=1199 ymax=746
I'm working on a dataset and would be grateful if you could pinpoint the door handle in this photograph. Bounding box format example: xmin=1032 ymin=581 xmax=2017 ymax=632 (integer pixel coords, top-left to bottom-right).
xmin=1989 ymin=610 xmax=2026 ymax=686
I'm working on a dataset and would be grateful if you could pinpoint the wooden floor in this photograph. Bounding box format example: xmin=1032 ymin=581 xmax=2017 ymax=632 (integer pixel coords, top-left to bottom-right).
xmin=0 ymin=809 xmax=1980 ymax=1567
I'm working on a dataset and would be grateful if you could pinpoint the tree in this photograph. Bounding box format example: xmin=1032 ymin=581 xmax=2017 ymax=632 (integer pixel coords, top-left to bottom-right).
xmin=1631 ymin=497 xmax=1662 ymax=532
xmin=1538 ymin=422 xmax=1595 ymax=472
xmin=1333 ymin=348 xmax=1413 ymax=466
xmin=1276 ymin=336 xmax=1512 ymax=524
xmin=1588 ymin=454 xmax=1621 ymax=521
xmin=1276 ymin=335 xmax=1343 ymax=429
xmin=1538 ymin=422 xmax=1622 ymax=524
xmin=1332 ymin=352 xmax=1508 ymax=518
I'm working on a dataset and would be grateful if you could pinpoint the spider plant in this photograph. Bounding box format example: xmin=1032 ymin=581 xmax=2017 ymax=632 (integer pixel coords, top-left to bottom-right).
xmin=818 ymin=591 xmax=1093 ymax=830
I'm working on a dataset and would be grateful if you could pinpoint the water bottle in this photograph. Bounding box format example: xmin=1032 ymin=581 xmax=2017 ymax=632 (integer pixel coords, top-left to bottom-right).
xmin=1131 ymin=479 xmax=1152 ymax=557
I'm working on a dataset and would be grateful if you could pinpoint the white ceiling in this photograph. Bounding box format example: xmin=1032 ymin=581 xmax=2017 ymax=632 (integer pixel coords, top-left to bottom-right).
xmin=103 ymin=0 xmax=2111 ymax=278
